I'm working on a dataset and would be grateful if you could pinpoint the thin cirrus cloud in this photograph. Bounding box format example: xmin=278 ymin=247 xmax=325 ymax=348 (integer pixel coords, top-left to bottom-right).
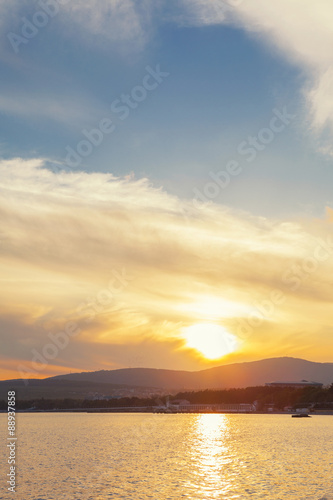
xmin=1 ymin=0 xmax=158 ymax=51
xmin=0 ymin=158 xmax=333 ymax=378
xmin=0 ymin=0 xmax=156 ymax=127
xmin=60 ymin=0 xmax=157 ymax=46
xmin=0 ymin=91 xmax=104 ymax=128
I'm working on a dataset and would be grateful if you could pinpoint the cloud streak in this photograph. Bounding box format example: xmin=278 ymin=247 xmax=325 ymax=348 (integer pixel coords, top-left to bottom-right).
xmin=0 ymin=90 xmax=103 ymax=128
xmin=0 ymin=158 xmax=333 ymax=377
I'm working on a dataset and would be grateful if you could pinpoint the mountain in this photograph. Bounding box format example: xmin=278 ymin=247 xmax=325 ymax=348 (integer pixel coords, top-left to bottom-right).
xmin=1 ymin=358 xmax=332 ymax=400
xmin=49 ymin=357 xmax=333 ymax=390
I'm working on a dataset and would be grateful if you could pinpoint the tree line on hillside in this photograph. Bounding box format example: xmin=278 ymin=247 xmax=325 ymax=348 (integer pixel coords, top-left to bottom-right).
xmin=174 ymin=384 xmax=333 ymax=410
xmin=0 ymin=384 xmax=332 ymax=411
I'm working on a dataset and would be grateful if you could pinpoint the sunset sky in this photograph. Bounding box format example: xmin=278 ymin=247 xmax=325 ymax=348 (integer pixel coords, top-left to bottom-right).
xmin=1 ymin=1 xmax=333 ymax=380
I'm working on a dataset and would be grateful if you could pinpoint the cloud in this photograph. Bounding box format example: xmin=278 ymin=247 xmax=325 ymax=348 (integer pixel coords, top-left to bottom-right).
xmin=1 ymin=1 xmax=332 ymax=150
xmin=0 ymin=90 xmax=103 ymax=128
xmin=1 ymin=0 xmax=158 ymax=53
xmin=61 ymin=0 xmax=155 ymax=48
xmin=1 ymin=158 xmax=333 ymax=377
xmin=181 ymin=0 xmax=333 ymax=154
xmin=175 ymin=0 xmax=228 ymax=26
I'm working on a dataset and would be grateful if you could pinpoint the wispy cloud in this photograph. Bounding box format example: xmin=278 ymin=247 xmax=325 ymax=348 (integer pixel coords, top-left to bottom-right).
xmin=1 ymin=0 xmax=158 ymax=53
xmin=61 ymin=0 xmax=156 ymax=48
xmin=0 ymin=158 xmax=333 ymax=377
xmin=0 ymin=90 xmax=103 ymax=128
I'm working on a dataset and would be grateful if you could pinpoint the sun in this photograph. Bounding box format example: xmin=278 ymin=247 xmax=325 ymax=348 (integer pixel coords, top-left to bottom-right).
xmin=182 ymin=323 xmax=238 ymax=360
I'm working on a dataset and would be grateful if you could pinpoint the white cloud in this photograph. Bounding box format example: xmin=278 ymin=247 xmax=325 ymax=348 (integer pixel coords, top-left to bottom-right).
xmin=307 ymin=68 xmax=333 ymax=141
xmin=182 ymin=0 xmax=333 ymax=154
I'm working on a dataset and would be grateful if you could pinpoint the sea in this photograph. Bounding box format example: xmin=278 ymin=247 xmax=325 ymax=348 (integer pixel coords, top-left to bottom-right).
xmin=0 ymin=413 xmax=332 ymax=499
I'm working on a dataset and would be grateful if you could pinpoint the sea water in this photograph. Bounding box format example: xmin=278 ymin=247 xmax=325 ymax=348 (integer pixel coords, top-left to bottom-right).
xmin=0 ymin=413 xmax=332 ymax=499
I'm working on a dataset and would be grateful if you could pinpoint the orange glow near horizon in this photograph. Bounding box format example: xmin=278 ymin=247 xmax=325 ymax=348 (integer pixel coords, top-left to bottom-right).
xmin=0 ymin=160 xmax=333 ymax=379
xmin=0 ymin=360 xmax=87 ymax=382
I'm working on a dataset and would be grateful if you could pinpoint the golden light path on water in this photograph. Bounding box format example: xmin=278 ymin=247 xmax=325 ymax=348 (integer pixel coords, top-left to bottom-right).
xmin=185 ymin=414 xmax=235 ymax=498
xmin=1 ymin=413 xmax=332 ymax=499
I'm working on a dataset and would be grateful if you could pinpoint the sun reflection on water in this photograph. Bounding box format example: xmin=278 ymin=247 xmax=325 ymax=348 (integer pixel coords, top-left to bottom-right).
xmin=187 ymin=414 xmax=235 ymax=499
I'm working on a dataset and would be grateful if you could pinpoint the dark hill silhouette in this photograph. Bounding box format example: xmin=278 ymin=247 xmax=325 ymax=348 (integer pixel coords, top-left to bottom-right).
xmin=48 ymin=357 xmax=333 ymax=390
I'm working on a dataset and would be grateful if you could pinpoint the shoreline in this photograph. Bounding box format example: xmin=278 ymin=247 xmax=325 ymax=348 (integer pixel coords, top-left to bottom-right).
xmin=1 ymin=409 xmax=333 ymax=415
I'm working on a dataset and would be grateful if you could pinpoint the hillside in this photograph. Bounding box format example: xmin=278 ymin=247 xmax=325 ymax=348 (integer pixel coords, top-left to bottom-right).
xmin=49 ymin=357 xmax=333 ymax=390
xmin=1 ymin=357 xmax=332 ymax=400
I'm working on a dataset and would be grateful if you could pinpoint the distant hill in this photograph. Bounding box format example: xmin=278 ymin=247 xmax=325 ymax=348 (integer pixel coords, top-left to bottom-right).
xmin=1 ymin=357 xmax=332 ymax=400
xmin=49 ymin=357 xmax=333 ymax=390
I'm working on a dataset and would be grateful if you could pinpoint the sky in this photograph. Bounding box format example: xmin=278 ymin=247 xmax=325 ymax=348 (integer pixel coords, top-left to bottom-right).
xmin=1 ymin=0 xmax=333 ymax=380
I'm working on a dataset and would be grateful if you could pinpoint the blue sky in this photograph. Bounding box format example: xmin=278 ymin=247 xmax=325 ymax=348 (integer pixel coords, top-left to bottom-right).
xmin=1 ymin=1 xmax=333 ymax=378
xmin=1 ymin=1 xmax=332 ymax=217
